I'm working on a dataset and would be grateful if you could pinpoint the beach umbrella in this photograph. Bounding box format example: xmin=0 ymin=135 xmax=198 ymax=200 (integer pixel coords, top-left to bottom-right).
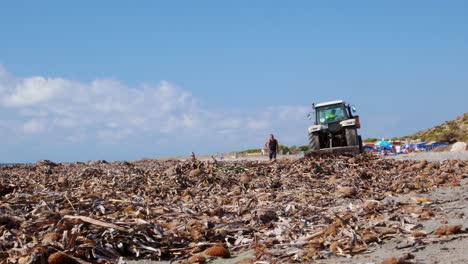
xmin=375 ymin=140 xmax=391 ymax=147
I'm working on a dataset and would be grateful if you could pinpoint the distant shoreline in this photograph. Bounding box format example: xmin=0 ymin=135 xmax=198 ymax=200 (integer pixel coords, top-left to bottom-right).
xmin=0 ymin=163 xmax=24 ymax=166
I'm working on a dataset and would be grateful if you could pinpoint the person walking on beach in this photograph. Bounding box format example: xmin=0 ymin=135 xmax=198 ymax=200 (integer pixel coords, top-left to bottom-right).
xmin=264 ymin=134 xmax=279 ymax=161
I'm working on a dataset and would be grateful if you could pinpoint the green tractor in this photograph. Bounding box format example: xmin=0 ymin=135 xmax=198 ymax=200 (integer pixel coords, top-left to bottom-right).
xmin=306 ymin=100 xmax=363 ymax=156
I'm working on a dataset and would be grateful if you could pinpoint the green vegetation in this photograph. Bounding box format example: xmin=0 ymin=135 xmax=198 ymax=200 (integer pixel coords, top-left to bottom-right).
xmin=433 ymin=125 xmax=444 ymax=133
xmin=298 ymin=145 xmax=309 ymax=151
xmin=363 ymin=138 xmax=379 ymax=142
xmin=278 ymin=144 xmax=308 ymax=154
xmin=447 ymin=121 xmax=458 ymax=130
xmin=237 ymin=148 xmax=261 ymax=154
xmin=237 ymin=144 xmax=309 ymax=154
xmin=405 ymin=113 xmax=467 ymax=143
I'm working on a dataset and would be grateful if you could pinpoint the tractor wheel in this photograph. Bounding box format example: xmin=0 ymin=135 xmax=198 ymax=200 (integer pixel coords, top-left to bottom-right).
xmin=358 ymin=135 xmax=363 ymax=153
xmin=345 ymin=127 xmax=358 ymax=146
xmin=308 ymin=132 xmax=320 ymax=151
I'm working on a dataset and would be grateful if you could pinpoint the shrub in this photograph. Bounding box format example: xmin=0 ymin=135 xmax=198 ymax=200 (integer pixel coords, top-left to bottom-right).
xmin=299 ymin=145 xmax=309 ymax=151
xmin=238 ymin=148 xmax=261 ymax=154
xmin=439 ymin=131 xmax=458 ymax=143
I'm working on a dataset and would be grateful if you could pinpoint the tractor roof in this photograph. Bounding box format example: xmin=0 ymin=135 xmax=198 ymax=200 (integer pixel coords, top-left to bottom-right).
xmin=314 ymin=100 xmax=344 ymax=108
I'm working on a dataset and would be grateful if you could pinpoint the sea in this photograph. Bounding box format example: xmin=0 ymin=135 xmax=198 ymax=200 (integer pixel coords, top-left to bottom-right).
xmin=0 ymin=163 xmax=20 ymax=166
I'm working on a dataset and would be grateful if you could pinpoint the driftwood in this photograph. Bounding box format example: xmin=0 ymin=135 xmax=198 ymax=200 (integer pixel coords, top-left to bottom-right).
xmin=62 ymin=215 xmax=129 ymax=232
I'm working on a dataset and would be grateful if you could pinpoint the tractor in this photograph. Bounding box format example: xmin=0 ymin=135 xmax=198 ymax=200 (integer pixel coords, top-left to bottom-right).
xmin=305 ymin=100 xmax=363 ymax=156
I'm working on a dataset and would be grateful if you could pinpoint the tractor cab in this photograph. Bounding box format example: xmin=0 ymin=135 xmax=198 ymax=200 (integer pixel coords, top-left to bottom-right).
xmin=315 ymin=102 xmax=350 ymax=125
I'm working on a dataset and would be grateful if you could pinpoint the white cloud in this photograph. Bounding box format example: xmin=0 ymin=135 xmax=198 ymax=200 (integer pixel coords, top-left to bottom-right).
xmin=0 ymin=68 xmax=199 ymax=139
xmin=0 ymin=65 xmax=311 ymax=147
xmin=3 ymin=77 xmax=67 ymax=107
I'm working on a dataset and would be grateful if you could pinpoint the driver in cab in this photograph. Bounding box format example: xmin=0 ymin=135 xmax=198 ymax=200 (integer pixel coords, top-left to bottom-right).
xmin=325 ymin=109 xmax=337 ymax=122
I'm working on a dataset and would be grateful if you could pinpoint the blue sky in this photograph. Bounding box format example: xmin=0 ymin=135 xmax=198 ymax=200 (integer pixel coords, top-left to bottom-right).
xmin=0 ymin=1 xmax=467 ymax=162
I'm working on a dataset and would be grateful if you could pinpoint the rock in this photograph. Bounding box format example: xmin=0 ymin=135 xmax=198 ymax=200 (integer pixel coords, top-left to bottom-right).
xmin=451 ymin=142 xmax=467 ymax=152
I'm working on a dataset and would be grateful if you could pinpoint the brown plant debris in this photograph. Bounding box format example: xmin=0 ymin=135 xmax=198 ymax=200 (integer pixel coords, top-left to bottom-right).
xmin=0 ymin=156 xmax=466 ymax=263
xmin=48 ymin=252 xmax=79 ymax=264
xmin=380 ymin=253 xmax=415 ymax=264
xmin=204 ymin=245 xmax=231 ymax=258
xmin=433 ymin=225 xmax=463 ymax=236
xmin=184 ymin=255 xmax=206 ymax=264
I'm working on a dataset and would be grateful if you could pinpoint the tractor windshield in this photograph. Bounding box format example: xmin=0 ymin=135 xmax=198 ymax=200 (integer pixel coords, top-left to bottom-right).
xmin=316 ymin=104 xmax=348 ymax=124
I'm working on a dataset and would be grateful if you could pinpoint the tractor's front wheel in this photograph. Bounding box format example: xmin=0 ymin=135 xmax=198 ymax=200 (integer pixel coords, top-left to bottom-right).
xmin=308 ymin=132 xmax=320 ymax=151
xmin=345 ymin=127 xmax=358 ymax=146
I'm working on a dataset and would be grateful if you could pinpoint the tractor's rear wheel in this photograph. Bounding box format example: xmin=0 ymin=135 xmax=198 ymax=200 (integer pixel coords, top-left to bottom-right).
xmin=308 ymin=132 xmax=320 ymax=151
xmin=345 ymin=127 xmax=358 ymax=146
xmin=358 ymin=135 xmax=363 ymax=153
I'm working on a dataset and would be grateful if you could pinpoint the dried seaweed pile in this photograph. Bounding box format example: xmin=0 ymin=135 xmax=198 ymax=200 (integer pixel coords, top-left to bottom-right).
xmin=0 ymin=156 xmax=466 ymax=263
